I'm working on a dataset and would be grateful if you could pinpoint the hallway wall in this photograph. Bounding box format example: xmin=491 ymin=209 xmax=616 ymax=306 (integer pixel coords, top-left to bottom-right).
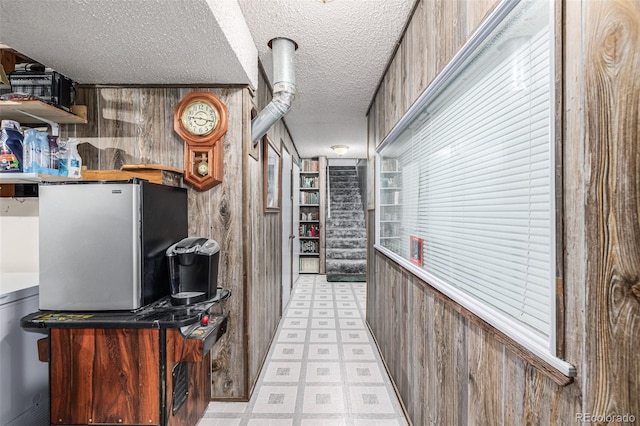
xmin=61 ymin=80 xmax=296 ymax=400
xmin=366 ymin=0 xmax=639 ymax=424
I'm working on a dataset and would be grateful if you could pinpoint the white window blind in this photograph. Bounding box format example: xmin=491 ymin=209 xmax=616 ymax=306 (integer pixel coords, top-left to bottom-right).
xmin=376 ymin=0 xmax=573 ymax=375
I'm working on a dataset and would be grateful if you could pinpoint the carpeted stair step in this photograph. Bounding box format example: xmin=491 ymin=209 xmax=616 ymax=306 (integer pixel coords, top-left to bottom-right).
xmin=326 ymin=228 xmax=366 ymax=239
xmin=326 ymin=238 xmax=366 ymax=249
xmin=326 ymin=258 xmax=366 ymax=274
xmin=327 ymin=218 xmax=365 ymax=228
xmin=326 ymin=166 xmax=367 ymax=282
xmin=329 ymin=169 xmax=357 ymax=176
xmin=326 ymin=248 xmax=367 ymax=260
xmin=329 ymin=211 xmax=364 ymax=220
xmin=330 ymin=187 xmax=361 ymax=194
xmin=329 ymin=181 xmax=359 ymax=189
xmin=331 ymin=202 xmax=363 ymax=211
xmin=331 ymin=194 xmax=362 ymax=204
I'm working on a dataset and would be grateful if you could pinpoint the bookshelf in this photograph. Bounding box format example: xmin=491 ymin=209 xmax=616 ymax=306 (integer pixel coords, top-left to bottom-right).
xmin=379 ymin=158 xmax=402 ymax=253
xmin=298 ymin=158 xmax=325 ymax=274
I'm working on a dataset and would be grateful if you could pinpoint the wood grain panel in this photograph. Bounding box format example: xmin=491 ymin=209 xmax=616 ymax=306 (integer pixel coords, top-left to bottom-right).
xmin=166 ymin=329 xmax=211 ymax=426
xmin=51 ymin=81 xmax=291 ymax=402
xmin=49 ymin=328 xmax=159 ymax=425
xmin=244 ymin=66 xmax=288 ymax=396
xmin=383 ymin=51 xmax=402 ymax=138
xmin=406 ymin=279 xmax=427 ymax=425
xmin=375 ymin=81 xmax=386 ymax=145
xmin=61 ymin=85 xmax=254 ymax=400
xmin=467 ymin=326 xmax=502 ymax=425
xmin=245 ymin=118 xmax=264 ymax=391
xmin=364 ymin=0 xmax=639 ymax=423
xmin=205 ymin=87 xmax=248 ymax=399
xmin=433 ymin=297 xmax=468 ymax=425
xmin=583 ymin=0 xmax=640 ymax=420
xmin=369 ymin=249 xmax=586 ymax=424
xmin=560 ymin=0 xmax=588 ymax=422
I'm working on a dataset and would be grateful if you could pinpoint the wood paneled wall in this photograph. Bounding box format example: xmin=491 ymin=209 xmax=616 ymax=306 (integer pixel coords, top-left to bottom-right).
xmin=62 ymin=80 xmax=295 ymax=400
xmin=244 ymin=64 xmax=299 ymax=394
xmin=366 ymin=0 xmax=639 ymax=424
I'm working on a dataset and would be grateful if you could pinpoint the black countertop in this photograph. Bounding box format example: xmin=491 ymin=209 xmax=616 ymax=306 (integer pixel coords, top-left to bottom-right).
xmin=21 ymin=287 xmax=231 ymax=330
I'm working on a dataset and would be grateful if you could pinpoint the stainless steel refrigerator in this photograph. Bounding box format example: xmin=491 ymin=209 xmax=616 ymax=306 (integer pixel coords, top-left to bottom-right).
xmin=38 ymin=179 xmax=188 ymax=311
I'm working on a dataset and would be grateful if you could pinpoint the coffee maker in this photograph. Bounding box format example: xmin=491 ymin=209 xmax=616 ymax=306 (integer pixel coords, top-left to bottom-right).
xmin=166 ymin=237 xmax=220 ymax=305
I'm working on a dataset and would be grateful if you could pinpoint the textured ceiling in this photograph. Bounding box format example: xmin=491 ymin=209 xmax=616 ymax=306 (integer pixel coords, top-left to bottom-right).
xmin=0 ymin=0 xmax=415 ymax=159
xmin=0 ymin=0 xmax=257 ymax=87
xmin=238 ymin=0 xmax=414 ymax=159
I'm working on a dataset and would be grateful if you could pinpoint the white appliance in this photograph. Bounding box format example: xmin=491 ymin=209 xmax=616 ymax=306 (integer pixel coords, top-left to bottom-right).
xmin=0 ymin=283 xmax=48 ymax=425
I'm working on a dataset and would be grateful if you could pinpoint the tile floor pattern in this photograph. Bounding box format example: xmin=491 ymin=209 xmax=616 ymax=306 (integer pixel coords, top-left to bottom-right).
xmin=198 ymin=274 xmax=409 ymax=426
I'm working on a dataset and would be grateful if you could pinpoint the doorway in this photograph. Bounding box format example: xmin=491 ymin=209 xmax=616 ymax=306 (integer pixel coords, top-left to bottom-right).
xmin=280 ymin=145 xmax=293 ymax=313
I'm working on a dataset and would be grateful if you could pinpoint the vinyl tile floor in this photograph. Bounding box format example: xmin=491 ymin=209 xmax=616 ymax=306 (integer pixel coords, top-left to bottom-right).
xmin=198 ymin=274 xmax=409 ymax=426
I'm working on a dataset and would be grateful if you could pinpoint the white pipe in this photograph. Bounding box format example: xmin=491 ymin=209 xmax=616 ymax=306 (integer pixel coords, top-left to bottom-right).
xmin=252 ymin=37 xmax=297 ymax=145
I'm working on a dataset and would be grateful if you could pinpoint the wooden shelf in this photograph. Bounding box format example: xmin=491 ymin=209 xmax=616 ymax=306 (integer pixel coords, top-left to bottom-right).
xmin=0 ymin=172 xmax=71 ymax=184
xmin=0 ymin=100 xmax=87 ymax=124
xmin=82 ymin=164 xmax=183 ymax=185
xmin=0 ymin=164 xmax=182 ymax=186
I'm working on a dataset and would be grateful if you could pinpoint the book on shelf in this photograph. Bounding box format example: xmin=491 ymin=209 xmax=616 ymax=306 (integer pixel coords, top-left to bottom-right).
xmin=300 ymin=210 xmax=319 ymax=221
xmin=300 ymin=239 xmax=320 ymax=254
xmin=301 ymin=159 xmax=319 ymax=172
xmin=300 ymin=191 xmax=319 ymax=204
xmin=300 ymin=257 xmax=320 ymax=273
xmin=299 ymin=223 xmax=320 ymax=237
xmin=301 ymin=175 xmax=319 ymax=188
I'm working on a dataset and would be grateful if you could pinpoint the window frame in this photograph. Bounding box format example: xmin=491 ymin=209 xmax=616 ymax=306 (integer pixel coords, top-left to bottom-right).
xmin=374 ymin=0 xmax=574 ymax=377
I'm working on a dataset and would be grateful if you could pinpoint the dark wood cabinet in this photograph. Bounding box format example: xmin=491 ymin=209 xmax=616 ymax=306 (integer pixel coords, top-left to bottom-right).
xmin=22 ymin=298 xmax=228 ymax=426
xmin=50 ymin=328 xmax=162 ymax=425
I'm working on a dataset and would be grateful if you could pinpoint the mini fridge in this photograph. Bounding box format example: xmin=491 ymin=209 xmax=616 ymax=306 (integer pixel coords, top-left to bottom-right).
xmin=38 ymin=179 xmax=189 ymax=311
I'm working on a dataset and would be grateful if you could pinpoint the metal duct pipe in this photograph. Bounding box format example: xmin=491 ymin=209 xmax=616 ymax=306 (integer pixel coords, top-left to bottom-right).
xmin=251 ymin=37 xmax=297 ymax=145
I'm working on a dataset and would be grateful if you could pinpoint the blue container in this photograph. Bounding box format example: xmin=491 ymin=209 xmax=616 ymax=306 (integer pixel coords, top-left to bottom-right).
xmin=0 ymin=120 xmax=24 ymax=172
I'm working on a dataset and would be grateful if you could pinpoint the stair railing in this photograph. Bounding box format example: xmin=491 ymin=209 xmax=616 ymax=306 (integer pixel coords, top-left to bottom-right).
xmin=326 ymin=165 xmax=331 ymax=219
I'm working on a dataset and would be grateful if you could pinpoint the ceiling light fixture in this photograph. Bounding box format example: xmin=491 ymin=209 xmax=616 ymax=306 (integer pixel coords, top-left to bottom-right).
xmin=331 ymin=145 xmax=349 ymax=156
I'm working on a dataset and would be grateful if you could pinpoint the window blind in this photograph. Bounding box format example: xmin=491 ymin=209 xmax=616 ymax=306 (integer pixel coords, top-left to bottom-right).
xmin=377 ymin=0 xmax=554 ymax=343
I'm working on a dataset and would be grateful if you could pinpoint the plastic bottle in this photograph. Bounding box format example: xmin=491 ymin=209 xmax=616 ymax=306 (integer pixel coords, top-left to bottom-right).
xmin=47 ymin=135 xmax=59 ymax=172
xmin=22 ymin=129 xmax=39 ymax=173
xmin=57 ymin=137 xmax=69 ymax=177
xmin=36 ymin=131 xmax=50 ymax=174
xmin=66 ymin=139 xmax=82 ymax=178
xmin=0 ymin=120 xmax=24 ymax=172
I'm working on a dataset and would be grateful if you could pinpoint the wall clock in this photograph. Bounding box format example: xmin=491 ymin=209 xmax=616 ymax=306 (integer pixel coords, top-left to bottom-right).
xmin=174 ymin=91 xmax=228 ymax=190
xmin=174 ymin=91 xmax=228 ymax=145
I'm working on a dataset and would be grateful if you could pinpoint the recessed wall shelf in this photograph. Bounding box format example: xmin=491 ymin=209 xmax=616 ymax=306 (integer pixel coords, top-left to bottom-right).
xmin=298 ymin=158 xmax=325 ymax=274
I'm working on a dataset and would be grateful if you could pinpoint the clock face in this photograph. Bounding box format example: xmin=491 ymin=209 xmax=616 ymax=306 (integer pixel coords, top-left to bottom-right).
xmin=181 ymin=100 xmax=219 ymax=136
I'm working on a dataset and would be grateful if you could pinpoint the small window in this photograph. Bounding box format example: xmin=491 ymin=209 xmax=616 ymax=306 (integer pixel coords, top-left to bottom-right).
xmin=375 ymin=0 xmax=574 ymax=376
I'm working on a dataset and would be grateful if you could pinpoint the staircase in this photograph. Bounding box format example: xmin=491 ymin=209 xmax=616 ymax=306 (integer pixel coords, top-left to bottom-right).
xmin=326 ymin=166 xmax=366 ymax=282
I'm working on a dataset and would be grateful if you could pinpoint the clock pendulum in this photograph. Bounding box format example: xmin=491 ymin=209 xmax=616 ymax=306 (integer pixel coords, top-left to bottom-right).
xmin=196 ymin=153 xmax=209 ymax=176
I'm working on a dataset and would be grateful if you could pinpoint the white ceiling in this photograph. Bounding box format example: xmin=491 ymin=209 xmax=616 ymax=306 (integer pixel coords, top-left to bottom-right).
xmin=0 ymin=0 xmax=415 ymax=159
